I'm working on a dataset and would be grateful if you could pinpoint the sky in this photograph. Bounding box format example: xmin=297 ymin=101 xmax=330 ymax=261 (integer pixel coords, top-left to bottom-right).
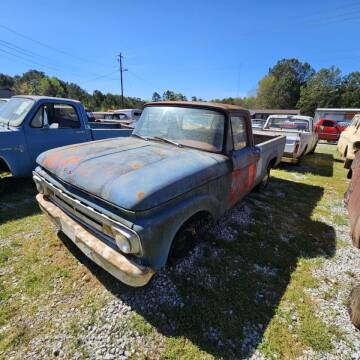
xmin=0 ymin=0 xmax=359 ymax=100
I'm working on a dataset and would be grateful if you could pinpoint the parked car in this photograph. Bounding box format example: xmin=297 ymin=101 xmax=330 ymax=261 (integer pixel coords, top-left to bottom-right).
xmin=345 ymin=149 xmax=360 ymax=248
xmin=33 ymin=101 xmax=286 ymax=287
xmin=0 ymin=98 xmax=9 ymax=109
xmin=251 ymin=118 xmax=266 ymax=129
xmin=0 ymin=96 xmax=133 ymax=177
xmin=338 ymin=114 xmax=360 ymax=168
xmin=93 ymin=109 xmax=142 ymax=126
xmin=314 ymin=118 xmax=348 ymax=142
xmin=262 ymin=114 xmax=318 ymax=164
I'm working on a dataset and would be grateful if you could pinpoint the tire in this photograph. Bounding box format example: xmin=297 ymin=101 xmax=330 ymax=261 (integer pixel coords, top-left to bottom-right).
xmin=308 ymin=143 xmax=317 ymax=154
xmin=344 ymin=158 xmax=352 ymax=169
xmin=296 ymin=146 xmax=307 ymax=165
xmin=167 ymin=215 xmax=210 ymax=265
xmin=254 ymin=163 xmax=271 ymax=192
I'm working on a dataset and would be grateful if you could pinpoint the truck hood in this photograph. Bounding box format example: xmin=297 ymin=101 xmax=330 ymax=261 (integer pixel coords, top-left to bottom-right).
xmin=37 ymin=137 xmax=229 ymax=211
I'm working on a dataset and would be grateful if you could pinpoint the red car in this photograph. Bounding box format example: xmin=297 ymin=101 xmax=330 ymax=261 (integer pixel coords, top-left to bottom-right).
xmin=345 ymin=150 xmax=360 ymax=248
xmin=315 ymin=118 xmax=348 ymax=142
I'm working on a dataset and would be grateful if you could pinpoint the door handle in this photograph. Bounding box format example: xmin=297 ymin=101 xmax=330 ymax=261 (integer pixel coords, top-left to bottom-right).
xmin=75 ymin=130 xmax=86 ymax=134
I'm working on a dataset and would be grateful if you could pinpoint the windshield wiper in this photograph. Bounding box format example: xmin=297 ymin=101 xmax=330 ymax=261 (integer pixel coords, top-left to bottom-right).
xmin=132 ymin=133 xmax=149 ymax=141
xmin=151 ymin=136 xmax=182 ymax=147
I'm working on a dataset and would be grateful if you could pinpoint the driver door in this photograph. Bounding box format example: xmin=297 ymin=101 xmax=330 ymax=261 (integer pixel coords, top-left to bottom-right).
xmin=229 ymin=114 xmax=259 ymax=207
xmin=25 ymin=102 xmax=89 ymax=169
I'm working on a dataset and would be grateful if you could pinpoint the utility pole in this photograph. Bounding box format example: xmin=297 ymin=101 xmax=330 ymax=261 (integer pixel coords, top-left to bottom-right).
xmin=117 ymin=53 xmax=127 ymax=108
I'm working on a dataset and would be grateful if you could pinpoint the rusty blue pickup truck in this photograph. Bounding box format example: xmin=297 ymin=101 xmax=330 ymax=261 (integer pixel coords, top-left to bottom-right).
xmin=33 ymin=101 xmax=286 ymax=286
xmin=0 ymin=96 xmax=132 ymax=178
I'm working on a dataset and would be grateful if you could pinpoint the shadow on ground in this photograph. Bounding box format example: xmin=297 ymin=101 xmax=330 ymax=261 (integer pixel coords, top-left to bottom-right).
xmin=278 ymin=152 xmax=334 ymax=177
xmin=0 ymin=175 xmax=40 ymax=224
xmin=59 ymin=177 xmax=336 ymax=358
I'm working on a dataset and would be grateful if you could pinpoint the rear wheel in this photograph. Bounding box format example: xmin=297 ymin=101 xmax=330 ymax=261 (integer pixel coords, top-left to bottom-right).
xmin=254 ymin=163 xmax=271 ymax=192
xmin=308 ymin=143 xmax=317 ymax=154
xmin=344 ymin=158 xmax=352 ymax=169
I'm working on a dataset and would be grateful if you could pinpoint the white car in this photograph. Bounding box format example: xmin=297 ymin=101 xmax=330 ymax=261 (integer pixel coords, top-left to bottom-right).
xmin=0 ymin=98 xmax=9 ymax=109
xmin=261 ymin=114 xmax=318 ymax=164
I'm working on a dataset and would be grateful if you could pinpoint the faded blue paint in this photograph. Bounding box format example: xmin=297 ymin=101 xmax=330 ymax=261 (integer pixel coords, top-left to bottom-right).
xmin=0 ymin=96 xmax=132 ymax=177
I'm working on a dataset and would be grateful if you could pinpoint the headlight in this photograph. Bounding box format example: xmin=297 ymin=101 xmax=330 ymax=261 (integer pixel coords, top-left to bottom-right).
xmin=112 ymin=226 xmax=140 ymax=254
xmin=33 ymin=174 xmax=44 ymax=194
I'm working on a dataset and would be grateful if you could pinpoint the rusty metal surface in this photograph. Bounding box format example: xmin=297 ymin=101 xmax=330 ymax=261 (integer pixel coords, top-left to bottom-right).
xmin=36 ymin=194 xmax=154 ymax=287
xmin=146 ymin=100 xmax=248 ymax=112
xmin=37 ymin=137 xmax=230 ymax=211
xmin=346 ymin=151 xmax=360 ymax=247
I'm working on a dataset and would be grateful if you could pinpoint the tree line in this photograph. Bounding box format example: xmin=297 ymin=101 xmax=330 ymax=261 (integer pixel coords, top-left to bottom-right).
xmin=1 ymin=59 xmax=359 ymax=115
xmin=210 ymin=59 xmax=360 ymax=115
xmin=0 ymin=70 xmax=145 ymax=110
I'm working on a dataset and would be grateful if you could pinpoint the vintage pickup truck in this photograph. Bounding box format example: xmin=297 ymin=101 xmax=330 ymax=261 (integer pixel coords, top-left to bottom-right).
xmin=338 ymin=114 xmax=360 ymax=168
xmin=345 ymin=149 xmax=360 ymax=248
xmin=262 ymin=114 xmax=318 ymax=164
xmin=0 ymin=96 xmax=132 ymax=177
xmin=33 ymin=101 xmax=285 ymax=286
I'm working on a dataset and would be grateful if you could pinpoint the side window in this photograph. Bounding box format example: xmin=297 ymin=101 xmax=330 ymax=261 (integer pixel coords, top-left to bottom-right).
xmin=30 ymin=106 xmax=45 ymax=128
xmin=52 ymin=103 xmax=80 ymax=128
xmin=231 ymin=116 xmax=247 ymax=150
xmin=351 ymin=116 xmax=359 ymax=128
xmin=323 ymin=120 xmax=335 ymax=127
xmin=30 ymin=103 xmax=81 ymax=129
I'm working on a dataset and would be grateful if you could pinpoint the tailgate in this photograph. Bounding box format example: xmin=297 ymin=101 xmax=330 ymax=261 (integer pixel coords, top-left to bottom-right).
xmin=253 ymin=131 xmax=286 ymax=183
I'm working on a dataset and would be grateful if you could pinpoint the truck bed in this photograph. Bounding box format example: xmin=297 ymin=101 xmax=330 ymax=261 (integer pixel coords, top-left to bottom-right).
xmin=89 ymin=121 xmax=133 ymax=140
xmin=253 ymin=130 xmax=286 ymax=182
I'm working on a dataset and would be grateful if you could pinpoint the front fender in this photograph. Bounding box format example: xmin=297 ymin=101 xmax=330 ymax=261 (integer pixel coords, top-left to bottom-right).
xmin=133 ymin=191 xmax=222 ymax=268
xmin=0 ymin=149 xmax=31 ymax=177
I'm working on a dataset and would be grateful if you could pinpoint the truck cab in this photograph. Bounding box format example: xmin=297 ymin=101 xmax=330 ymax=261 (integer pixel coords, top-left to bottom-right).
xmin=0 ymin=96 xmax=132 ymax=177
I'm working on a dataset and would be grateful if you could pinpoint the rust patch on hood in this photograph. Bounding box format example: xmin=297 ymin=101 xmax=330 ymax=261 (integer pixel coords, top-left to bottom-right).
xmin=137 ymin=191 xmax=145 ymax=200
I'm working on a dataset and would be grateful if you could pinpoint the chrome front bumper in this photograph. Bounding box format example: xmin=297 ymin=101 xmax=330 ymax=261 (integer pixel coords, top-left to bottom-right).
xmin=36 ymin=194 xmax=154 ymax=287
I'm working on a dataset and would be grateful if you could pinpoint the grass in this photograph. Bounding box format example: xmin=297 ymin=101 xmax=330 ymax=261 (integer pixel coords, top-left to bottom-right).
xmin=0 ymin=144 xmax=351 ymax=359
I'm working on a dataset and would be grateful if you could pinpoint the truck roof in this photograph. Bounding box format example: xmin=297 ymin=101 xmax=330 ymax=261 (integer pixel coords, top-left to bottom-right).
xmin=146 ymin=101 xmax=248 ymax=112
xmin=13 ymin=95 xmax=81 ymax=103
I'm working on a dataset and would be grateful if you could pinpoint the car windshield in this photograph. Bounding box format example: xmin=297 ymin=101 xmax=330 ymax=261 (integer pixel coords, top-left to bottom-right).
xmin=133 ymin=106 xmax=225 ymax=152
xmin=0 ymin=97 xmax=35 ymax=126
xmin=265 ymin=117 xmax=309 ymax=131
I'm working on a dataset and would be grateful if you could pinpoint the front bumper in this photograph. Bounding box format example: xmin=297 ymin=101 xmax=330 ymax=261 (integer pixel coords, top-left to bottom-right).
xmin=36 ymin=194 xmax=154 ymax=287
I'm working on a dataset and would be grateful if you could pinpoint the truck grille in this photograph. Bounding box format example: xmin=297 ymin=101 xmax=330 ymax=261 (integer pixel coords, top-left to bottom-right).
xmin=36 ymin=174 xmax=133 ymax=244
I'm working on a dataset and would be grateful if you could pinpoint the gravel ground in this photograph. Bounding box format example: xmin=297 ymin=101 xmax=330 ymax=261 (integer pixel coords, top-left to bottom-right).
xmin=3 ymin=153 xmax=360 ymax=359
xmin=303 ymin=197 xmax=360 ymax=360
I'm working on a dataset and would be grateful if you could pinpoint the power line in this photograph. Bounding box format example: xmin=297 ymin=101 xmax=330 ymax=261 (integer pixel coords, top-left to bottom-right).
xmin=0 ymin=23 xmax=112 ymax=69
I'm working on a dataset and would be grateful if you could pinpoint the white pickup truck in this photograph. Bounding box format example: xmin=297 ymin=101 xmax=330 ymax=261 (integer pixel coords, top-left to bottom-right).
xmin=261 ymin=114 xmax=318 ymax=164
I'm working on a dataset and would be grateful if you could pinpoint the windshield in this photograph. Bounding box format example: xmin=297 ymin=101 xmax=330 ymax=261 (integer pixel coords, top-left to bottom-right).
xmin=133 ymin=106 xmax=225 ymax=152
xmin=265 ymin=117 xmax=309 ymax=131
xmin=0 ymin=98 xmax=35 ymax=126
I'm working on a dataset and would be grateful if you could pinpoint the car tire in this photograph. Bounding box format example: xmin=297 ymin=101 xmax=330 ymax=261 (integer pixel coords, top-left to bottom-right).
xmin=308 ymin=143 xmax=317 ymax=154
xmin=254 ymin=163 xmax=271 ymax=192
xmin=344 ymin=158 xmax=352 ymax=169
xmin=167 ymin=215 xmax=210 ymax=266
